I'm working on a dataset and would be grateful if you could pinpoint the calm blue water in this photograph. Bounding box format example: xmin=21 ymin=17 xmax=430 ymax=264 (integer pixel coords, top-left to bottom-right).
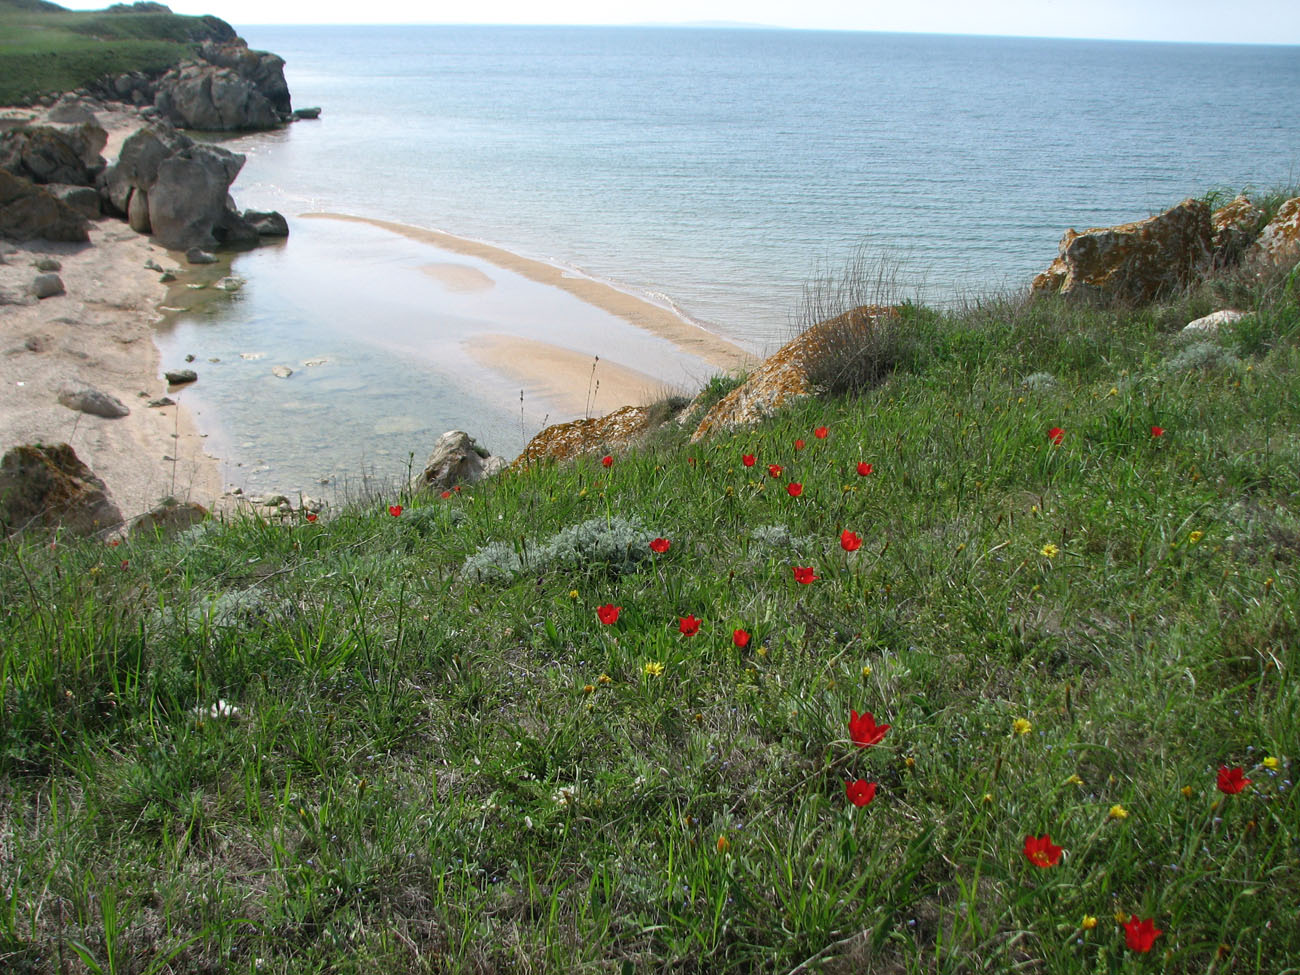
xmin=159 ymin=27 xmax=1300 ymax=496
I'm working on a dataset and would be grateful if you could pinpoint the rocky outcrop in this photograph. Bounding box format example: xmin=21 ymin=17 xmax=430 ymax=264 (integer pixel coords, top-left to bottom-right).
xmin=1247 ymin=197 xmax=1300 ymax=267
xmin=0 ymin=170 xmax=89 ymax=242
xmin=0 ymin=122 xmax=108 ymax=187
xmin=153 ymin=41 xmax=291 ymax=131
xmin=243 ymin=209 xmax=289 ymax=237
xmin=514 ymin=406 xmax=652 ymax=468
xmin=1211 ymin=195 xmax=1265 ymax=267
xmin=413 ymin=431 xmax=507 ymax=492
xmin=0 ymin=443 xmax=124 ymax=536
xmin=104 ymin=134 xmax=251 ymax=251
xmin=690 ymin=305 xmax=898 ymax=441
xmin=1031 ymin=198 xmax=1212 ymax=304
xmin=45 ymin=183 xmax=100 ymax=219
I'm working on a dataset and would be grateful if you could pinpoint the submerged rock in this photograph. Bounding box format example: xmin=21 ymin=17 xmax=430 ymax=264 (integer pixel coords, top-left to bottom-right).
xmin=1031 ymin=198 xmax=1212 ymax=304
xmin=165 ymin=368 xmax=198 ymax=385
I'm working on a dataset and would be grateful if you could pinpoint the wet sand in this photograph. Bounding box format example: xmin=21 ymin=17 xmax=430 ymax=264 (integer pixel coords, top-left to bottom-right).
xmin=467 ymin=334 xmax=672 ymax=417
xmin=302 ymin=212 xmax=756 ymax=373
xmin=421 ymin=261 xmax=495 ymax=292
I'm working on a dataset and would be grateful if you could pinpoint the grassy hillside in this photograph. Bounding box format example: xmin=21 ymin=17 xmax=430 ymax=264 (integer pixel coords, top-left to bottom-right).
xmin=1 ymin=250 xmax=1298 ymax=972
xmin=0 ymin=0 xmax=233 ymax=104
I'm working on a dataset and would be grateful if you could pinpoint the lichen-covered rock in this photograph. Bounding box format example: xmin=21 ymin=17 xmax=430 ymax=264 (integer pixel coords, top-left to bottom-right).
xmin=413 ymin=430 xmax=506 ymax=492
xmin=0 ymin=443 xmax=124 ymax=536
xmin=1210 ymin=195 xmax=1265 ymax=267
xmin=1031 ymin=198 xmax=1212 ymax=304
xmin=1246 ymin=197 xmax=1300 ymax=267
xmin=514 ymin=406 xmax=651 ymax=468
xmin=690 ymin=305 xmax=897 ymax=441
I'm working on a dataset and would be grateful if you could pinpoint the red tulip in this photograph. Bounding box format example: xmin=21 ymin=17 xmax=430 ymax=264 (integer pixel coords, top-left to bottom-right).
xmin=786 ymin=482 xmax=803 ymax=498
xmin=1123 ymin=916 xmax=1162 ymax=953
xmin=814 ymin=426 xmax=828 ymax=439
xmin=388 ymin=505 xmax=403 ymax=517
xmin=650 ymin=537 xmax=671 ymax=553
xmin=1151 ymin=425 xmax=1165 ymax=437
xmin=857 ymin=462 xmax=873 ymax=476
xmin=792 ymin=566 xmax=818 ymax=584
xmin=840 ymin=529 xmax=862 ymax=552
xmin=306 ymin=513 xmax=318 ymax=523
xmin=602 ymin=455 xmax=613 ymax=467
xmin=440 ymin=491 xmax=452 ymax=499
xmin=120 ymin=560 xmax=129 ymax=570
xmin=767 ymin=464 xmax=783 ymax=478
xmin=795 ymin=439 xmax=806 ymax=450
xmin=596 ymin=604 xmax=621 ymax=625
xmin=108 ymin=539 xmax=120 ymax=547
xmin=1216 ymin=765 xmax=1252 ymax=794
xmin=848 ymin=709 xmax=889 ymax=747
xmin=678 ymin=615 xmax=701 ymax=636
xmin=742 ymin=453 xmax=756 ymax=467
xmin=732 ymin=628 xmax=751 ymax=648
xmin=846 ymin=779 xmax=877 ymax=807
xmin=1023 ymin=833 xmax=1063 ymax=868
xmin=1047 ymin=427 xmax=1064 ymax=446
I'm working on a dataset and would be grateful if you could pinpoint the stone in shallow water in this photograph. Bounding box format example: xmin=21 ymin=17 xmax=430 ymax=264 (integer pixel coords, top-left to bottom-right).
xmin=271 ymin=365 xmax=293 ymax=379
xmin=165 ymin=368 xmax=197 ymax=384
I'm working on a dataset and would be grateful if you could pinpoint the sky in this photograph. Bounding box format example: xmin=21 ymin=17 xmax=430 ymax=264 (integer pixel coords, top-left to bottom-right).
xmin=58 ymin=0 xmax=1300 ymax=44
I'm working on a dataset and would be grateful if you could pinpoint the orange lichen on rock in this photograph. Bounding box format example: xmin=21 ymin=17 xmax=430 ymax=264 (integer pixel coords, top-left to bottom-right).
xmin=1030 ymin=198 xmax=1212 ymax=304
xmin=1210 ymin=194 xmax=1265 ymax=266
xmin=1247 ymin=197 xmax=1300 ymax=267
xmin=513 ymin=405 xmax=651 ymax=469
xmin=690 ymin=305 xmax=898 ymax=442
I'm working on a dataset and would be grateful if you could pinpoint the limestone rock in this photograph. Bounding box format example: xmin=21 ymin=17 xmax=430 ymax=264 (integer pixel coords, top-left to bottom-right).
xmin=32 ymin=273 xmax=65 ymax=299
xmin=148 ymin=143 xmax=246 ymax=250
xmin=271 ymin=365 xmax=292 ymax=378
xmin=126 ymin=187 xmax=151 ymax=233
xmin=1183 ymin=309 xmax=1246 ymax=336
xmin=155 ymin=62 xmax=279 ymax=132
xmin=0 ymin=122 xmax=107 ymax=186
xmin=1210 ymin=195 xmax=1264 ymax=267
xmin=514 ymin=407 xmax=652 ymax=468
xmin=1031 ymin=198 xmax=1212 ymax=304
xmin=195 ymin=40 xmax=292 ymax=117
xmin=101 ymin=124 xmax=192 ymax=216
xmin=165 ymin=368 xmax=197 ymax=384
xmin=0 ymin=443 xmax=124 ymax=536
xmin=690 ymin=305 xmax=899 ymax=441
xmin=46 ymin=96 xmax=98 ymax=126
xmin=214 ymin=275 xmax=244 ymax=291
xmin=0 ymin=170 xmax=90 ymax=242
xmin=1247 ymin=197 xmax=1300 ymax=267
xmin=413 ymin=430 xmax=508 ymax=491
xmin=242 ymin=209 xmax=289 ymax=237
xmin=129 ymin=497 xmax=208 ymax=538
xmin=57 ymin=385 xmax=130 ymax=418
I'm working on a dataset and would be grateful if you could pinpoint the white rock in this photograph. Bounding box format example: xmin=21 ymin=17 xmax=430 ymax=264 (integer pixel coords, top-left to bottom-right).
xmin=1183 ymin=309 xmax=1246 ymax=335
xmin=272 ymin=365 xmax=293 ymax=379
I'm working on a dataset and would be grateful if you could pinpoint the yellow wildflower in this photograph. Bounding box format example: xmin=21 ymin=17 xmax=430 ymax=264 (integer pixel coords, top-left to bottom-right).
xmin=861 ymin=664 xmax=872 ymax=677
xmin=568 ymin=589 xmax=579 ymax=599
xmin=1108 ymin=387 xmax=1118 ymax=397
xmin=582 ymin=684 xmax=595 ymax=695
xmin=1114 ymin=910 xmax=1129 ymax=925
xmin=1040 ymin=542 xmax=1059 ymax=559
xmin=716 ymin=834 xmax=730 ymax=854
xmin=1263 ymin=756 xmax=1280 ymax=770
xmin=597 ymin=673 xmax=612 ymax=684
xmin=643 ymin=661 xmax=664 ymax=677
xmin=982 ymin=793 xmax=994 ymax=804
xmin=1082 ymin=915 xmax=1098 ymax=931
xmin=1181 ymin=785 xmax=1194 ymax=798
xmin=1188 ymin=530 xmax=1204 ymax=544
xmin=1013 ymin=718 xmax=1033 ymax=736
xmin=1066 ymin=774 xmax=1084 ymax=786
xmin=1108 ymin=804 xmax=1129 ymax=820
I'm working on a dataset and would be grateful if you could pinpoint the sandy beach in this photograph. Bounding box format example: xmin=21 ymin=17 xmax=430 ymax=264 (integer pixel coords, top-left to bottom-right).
xmin=0 ymin=106 xmax=222 ymax=525
xmin=303 ymin=212 xmax=757 ymax=374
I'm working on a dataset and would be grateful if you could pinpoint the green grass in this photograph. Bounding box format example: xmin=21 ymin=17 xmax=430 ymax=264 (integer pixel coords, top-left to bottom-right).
xmin=0 ymin=0 xmax=230 ymax=104
xmin=1 ymin=255 xmax=1299 ymax=973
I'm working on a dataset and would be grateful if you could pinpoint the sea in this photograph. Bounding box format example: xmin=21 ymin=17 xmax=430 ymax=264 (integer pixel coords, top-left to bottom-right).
xmin=151 ymin=26 xmax=1300 ymax=499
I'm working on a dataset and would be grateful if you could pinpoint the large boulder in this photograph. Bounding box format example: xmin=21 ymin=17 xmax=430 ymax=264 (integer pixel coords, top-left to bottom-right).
xmin=129 ymin=497 xmax=208 ymax=538
xmin=147 ymin=143 xmax=246 ymax=250
xmin=0 ymin=170 xmax=90 ymax=242
xmin=413 ymin=431 xmax=507 ymax=492
xmin=1246 ymin=197 xmax=1300 ymax=267
xmin=100 ymin=124 xmax=193 ymax=216
xmin=45 ymin=183 xmax=100 ymax=219
xmin=58 ymin=385 xmax=130 ymax=418
xmin=0 ymin=443 xmax=124 ymax=536
xmin=243 ymin=209 xmax=289 ymax=237
xmin=1031 ymin=198 xmax=1212 ymax=304
xmin=514 ymin=406 xmax=653 ymax=468
xmin=155 ymin=62 xmax=280 ymax=132
xmin=196 ymin=41 xmax=292 ymax=117
xmin=0 ymin=122 xmax=107 ymax=186
xmin=691 ymin=305 xmax=899 ymax=441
